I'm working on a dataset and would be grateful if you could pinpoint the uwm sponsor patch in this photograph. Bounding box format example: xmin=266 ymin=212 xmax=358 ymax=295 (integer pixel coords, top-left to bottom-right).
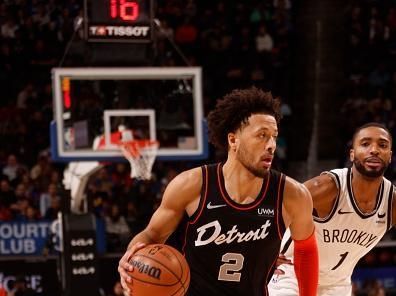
xmin=257 ymin=207 xmax=274 ymax=217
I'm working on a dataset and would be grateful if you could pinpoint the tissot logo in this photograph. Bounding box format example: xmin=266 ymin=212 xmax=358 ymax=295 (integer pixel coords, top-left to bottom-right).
xmin=258 ymin=208 xmax=274 ymax=216
xmin=89 ymin=26 xmax=150 ymax=37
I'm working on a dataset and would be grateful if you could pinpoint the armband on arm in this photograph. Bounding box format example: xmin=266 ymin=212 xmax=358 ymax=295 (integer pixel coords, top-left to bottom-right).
xmin=293 ymin=231 xmax=319 ymax=296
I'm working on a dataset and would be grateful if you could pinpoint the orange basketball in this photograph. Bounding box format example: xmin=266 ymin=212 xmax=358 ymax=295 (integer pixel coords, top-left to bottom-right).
xmin=127 ymin=244 xmax=190 ymax=296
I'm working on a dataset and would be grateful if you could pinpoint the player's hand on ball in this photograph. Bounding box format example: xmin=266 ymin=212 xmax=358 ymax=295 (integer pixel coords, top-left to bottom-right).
xmin=118 ymin=242 xmax=147 ymax=293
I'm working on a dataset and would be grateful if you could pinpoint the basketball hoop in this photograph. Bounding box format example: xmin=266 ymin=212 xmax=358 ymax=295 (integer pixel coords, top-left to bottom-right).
xmin=119 ymin=140 xmax=159 ymax=180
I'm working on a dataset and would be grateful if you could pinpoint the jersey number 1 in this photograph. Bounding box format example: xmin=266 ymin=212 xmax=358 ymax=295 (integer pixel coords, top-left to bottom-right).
xmin=218 ymin=253 xmax=245 ymax=282
xmin=331 ymin=252 xmax=349 ymax=270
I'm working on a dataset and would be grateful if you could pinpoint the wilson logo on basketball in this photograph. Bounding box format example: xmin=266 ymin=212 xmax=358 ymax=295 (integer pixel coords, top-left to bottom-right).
xmin=130 ymin=259 xmax=162 ymax=280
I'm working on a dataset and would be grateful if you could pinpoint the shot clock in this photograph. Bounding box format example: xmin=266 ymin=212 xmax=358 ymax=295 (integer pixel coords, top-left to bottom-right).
xmin=84 ymin=0 xmax=153 ymax=42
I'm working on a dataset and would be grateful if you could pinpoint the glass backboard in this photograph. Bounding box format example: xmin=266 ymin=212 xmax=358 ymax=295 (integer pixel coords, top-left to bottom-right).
xmin=51 ymin=67 xmax=207 ymax=162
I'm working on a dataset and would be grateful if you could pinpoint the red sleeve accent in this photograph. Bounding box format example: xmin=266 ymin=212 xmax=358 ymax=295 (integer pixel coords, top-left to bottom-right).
xmin=293 ymin=230 xmax=319 ymax=296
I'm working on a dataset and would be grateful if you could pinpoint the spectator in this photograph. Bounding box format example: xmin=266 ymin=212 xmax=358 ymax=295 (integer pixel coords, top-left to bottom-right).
xmin=274 ymin=0 xmax=292 ymax=10
xmin=88 ymin=168 xmax=113 ymax=197
xmin=44 ymin=196 xmax=61 ymax=220
xmin=0 ymin=203 xmax=12 ymax=221
xmin=256 ymin=24 xmax=274 ymax=53
xmin=30 ymin=152 xmax=53 ymax=191
xmin=0 ymin=179 xmax=16 ymax=208
xmin=104 ymin=204 xmax=130 ymax=252
xmin=2 ymin=154 xmax=22 ymax=183
xmin=124 ymin=200 xmax=139 ymax=236
xmin=14 ymin=183 xmax=28 ymax=200
xmin=1 ymin=16 xmax=19 ymax=39
xmin=39 ymin=183 xmax=60 ymax=218
xmin=14 ymin=198 xmax=30 ymax=221
xmin=16 ymin=82 xmax=36 ymax=110
xmin=174 ymin=17 xmax=198 ymax=45
xmin=24 ymin=205 xmax=40 ymax=221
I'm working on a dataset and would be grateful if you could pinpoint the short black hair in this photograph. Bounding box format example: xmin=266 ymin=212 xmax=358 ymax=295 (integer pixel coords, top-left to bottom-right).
xmin=207 ymin=86 xmax=281 ymax=151
xmin=351 ymin=122 xmax=393 ymax=147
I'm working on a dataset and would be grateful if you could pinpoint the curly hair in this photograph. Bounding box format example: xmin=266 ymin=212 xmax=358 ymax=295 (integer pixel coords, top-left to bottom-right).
xmin=207 ymin=86 xmax=281 ymax=151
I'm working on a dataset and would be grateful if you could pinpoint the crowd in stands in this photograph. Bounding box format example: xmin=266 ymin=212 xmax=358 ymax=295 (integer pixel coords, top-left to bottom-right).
xmin=0 ymin=16 xmax=293 ymax=296
xmin=343 ymin=1 xmax=396 ymax=295
xmin=0 ymin=0 xmax=395 ymax=294
xmin=342 ymin=0 xmax=396 ymax=174
xmin=0 ymin=0 xmax=295 ymax=252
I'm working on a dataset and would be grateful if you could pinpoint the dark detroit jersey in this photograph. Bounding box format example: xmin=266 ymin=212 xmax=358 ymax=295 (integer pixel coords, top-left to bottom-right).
xmin=182 ymin=163 xmax=286 ymax=296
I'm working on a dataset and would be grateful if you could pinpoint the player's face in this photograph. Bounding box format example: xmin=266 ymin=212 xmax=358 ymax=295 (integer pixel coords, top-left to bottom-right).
xmin=230 ymin=114 xmax=278 ymax=177
xmin=350 ymin=127 xmax=392 ymax=178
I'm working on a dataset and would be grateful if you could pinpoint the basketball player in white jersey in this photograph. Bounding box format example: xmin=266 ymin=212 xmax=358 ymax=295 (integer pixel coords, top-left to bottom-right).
xmin=268 ymin=122 xmax=396 ymax=296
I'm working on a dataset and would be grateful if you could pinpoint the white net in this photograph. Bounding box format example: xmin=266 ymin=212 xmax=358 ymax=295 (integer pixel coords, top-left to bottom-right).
xmin=120 ymin=140 xmax=159 ymax=180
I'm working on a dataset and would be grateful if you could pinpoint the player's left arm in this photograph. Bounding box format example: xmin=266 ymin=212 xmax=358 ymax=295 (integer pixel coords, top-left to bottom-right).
xmin=283 ymin=177 xmax=318 ymax=296
xmin=283 ymin=177 xmax=315 ymax=239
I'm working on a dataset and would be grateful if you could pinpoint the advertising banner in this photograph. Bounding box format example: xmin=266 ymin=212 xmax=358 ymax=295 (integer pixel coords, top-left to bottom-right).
xmin=0 ymin=221 xmax=60 ymax=256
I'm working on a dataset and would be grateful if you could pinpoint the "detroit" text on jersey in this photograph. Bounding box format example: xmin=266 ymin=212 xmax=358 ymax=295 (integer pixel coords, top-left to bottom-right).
xmin=195 ymin=220 xmax=272 ymax=247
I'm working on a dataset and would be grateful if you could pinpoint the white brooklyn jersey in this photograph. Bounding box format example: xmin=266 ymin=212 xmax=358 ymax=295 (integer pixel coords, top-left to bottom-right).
xmin=282 ymin=168 xmax=394 ymax=287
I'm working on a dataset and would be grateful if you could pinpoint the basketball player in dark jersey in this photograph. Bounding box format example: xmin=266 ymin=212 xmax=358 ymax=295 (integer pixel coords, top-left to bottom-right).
xmin=118 ymin=87 xmax=319 ymax=296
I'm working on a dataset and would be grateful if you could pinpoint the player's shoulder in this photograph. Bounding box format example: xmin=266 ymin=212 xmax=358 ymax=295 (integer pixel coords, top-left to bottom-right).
xmin=283 ymin=175 xmax=311 ymax=199
xmin=282 ymin=175 xmax=313 ymax=215
xmin=167 ymin=166 xmax=203 ymax=193
xmin=304 ymin=172 xmax=338 ymax=192
xmin=303 ymin=169 xmax=342 ymax=206
xmin=160 ymin=166 xmax=204 ymax=207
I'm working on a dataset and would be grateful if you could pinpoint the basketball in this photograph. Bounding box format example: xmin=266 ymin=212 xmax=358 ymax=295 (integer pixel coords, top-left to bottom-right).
xmin=126 ymin=244 xmax=190 ymax=296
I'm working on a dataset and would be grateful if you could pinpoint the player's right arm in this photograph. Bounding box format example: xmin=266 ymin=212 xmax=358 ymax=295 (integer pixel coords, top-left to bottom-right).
xmin=118 ymin=167 xmax=202 ymax=290
xmin=304 ymin=173 xmax=338 ymax=217
xmin=274 ymin=173 xmax=338 ymax=272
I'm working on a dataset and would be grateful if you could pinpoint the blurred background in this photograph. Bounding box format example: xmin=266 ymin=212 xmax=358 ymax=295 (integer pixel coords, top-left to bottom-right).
xmin=0 ymin=0 xmax=395 ymax=295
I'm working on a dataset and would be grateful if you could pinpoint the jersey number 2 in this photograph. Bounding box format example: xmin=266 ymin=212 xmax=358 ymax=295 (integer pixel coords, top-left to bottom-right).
xmin=218 ymin=253 xmax=245 ymax=282
xmin=331 ymin=252 xmax=349 ymax=270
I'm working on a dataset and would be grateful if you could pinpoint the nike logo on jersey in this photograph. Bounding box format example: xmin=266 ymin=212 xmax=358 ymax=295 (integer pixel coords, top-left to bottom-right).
xmin=206 ymin=202 xmax=227 ymax=209
xmin=338 ymin=209 xmax=353 ymax=215
xmin=194 ymin=220 xmax=272 ymax=246
xmin=377 ymin=212 xmax=386 ymax=219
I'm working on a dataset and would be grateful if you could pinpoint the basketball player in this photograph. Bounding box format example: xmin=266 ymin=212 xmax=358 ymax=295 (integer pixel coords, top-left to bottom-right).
xmin=269 ymin=123 xmax=396 ymax=296
xmin=118 ymin=87 xmax=319 ymax=296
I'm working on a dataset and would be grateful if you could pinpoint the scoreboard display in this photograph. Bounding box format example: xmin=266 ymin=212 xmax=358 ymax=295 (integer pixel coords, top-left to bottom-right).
xmin=84 ymin=0 xmax=153 ymax=42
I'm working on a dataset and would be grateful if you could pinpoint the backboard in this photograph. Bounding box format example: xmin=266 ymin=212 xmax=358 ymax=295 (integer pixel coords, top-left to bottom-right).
xmin=51 ymin=67 xmax=207 ymax=162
